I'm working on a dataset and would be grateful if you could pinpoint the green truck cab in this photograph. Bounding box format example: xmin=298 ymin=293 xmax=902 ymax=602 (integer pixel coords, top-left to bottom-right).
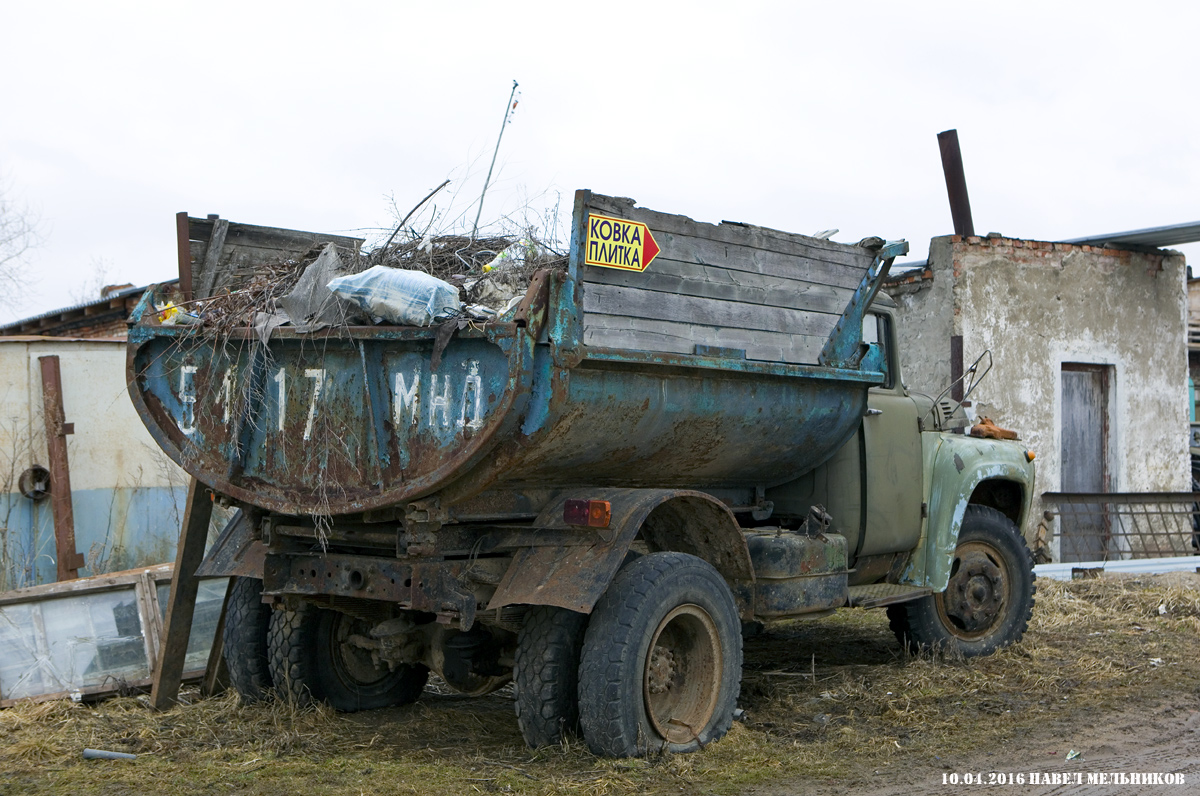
xmin=770 ymin=295 xmax=1036 ymax=657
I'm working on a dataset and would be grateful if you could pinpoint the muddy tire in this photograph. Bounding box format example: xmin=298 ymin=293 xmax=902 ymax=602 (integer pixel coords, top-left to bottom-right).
xmin=267 ymin=602 xmax=428 ymax=711
xmin=888 ymin=505 xmax=1035 ymax=658
xmin=222 ymin=577 xmax=273 ymax=703
xmin=578 ymin=552 xmax=742 ymax=757
xmin=514 ymin=606 xmax=589 ymax=747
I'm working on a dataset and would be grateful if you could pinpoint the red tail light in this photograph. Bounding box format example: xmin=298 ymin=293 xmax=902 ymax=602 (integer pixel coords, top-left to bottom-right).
xmin=564 ymin=499 xmax=612 ymax=528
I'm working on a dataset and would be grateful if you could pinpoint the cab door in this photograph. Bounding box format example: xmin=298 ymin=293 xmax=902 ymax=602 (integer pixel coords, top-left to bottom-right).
xmin=858 ymin=311 xmax=924 ymax=557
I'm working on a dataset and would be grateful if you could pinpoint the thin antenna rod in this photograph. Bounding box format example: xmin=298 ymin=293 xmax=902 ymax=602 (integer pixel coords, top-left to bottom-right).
xmin=472 ymin=80 xmax=519 ymax=238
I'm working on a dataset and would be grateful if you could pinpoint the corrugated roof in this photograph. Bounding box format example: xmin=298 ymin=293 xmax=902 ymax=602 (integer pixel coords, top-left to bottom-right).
xmin=0 ymin=280 xmax=179 ymax=334
xmin=1062 ymin=221 xmax=1200 ymax=249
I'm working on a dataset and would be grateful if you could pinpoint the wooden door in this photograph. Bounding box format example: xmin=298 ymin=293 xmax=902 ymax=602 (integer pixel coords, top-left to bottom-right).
xmin=1060 ymin=364 xmax=1110 ymax=561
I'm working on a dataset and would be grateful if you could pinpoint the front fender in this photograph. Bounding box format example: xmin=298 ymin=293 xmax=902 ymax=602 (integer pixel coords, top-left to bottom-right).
xmin=900 ymin=433 xmax=1035 ymax=591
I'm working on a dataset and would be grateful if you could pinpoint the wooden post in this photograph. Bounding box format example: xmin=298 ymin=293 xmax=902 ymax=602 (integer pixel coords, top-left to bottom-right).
xmin=150 ymin=478 xmax=213 ymax=710
xmin=38 ymin=355 xmax=85 ymax=581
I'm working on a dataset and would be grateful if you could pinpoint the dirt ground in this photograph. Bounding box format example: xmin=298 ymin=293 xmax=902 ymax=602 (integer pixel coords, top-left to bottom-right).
xmin=2 ymin=572 xmax=1198 ymax=795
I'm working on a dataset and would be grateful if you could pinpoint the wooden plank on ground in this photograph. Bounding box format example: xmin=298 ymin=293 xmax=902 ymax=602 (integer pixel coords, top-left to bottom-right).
xmin=150 ymin=478 xmax=214 ymax=710
xmin=0 ymin=671 xmax=207 ymax=709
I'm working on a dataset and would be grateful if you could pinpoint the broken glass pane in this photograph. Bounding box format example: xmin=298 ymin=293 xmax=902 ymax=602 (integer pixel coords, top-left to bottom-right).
xmin=157 ymin=578 xmax=228 ymax=673
xmin=0 ymin=587 xmax=150 ymax=701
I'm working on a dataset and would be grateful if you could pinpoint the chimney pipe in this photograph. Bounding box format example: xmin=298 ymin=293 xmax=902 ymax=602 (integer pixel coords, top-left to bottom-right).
xmin=937 ymin=129 xmax=975 ymax=238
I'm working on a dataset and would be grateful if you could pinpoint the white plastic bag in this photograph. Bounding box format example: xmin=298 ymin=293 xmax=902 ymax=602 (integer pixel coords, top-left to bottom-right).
xmin=327 ymin=266 xmax=461 ymax=326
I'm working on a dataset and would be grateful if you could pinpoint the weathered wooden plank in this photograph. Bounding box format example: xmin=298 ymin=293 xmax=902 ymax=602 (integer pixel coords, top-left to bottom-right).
xmin=0 ymin=564 xmax=174 ymax=607
xmin=38 ymin=355 xmax=84 ymax=582
xmin=188 ymin=217 xmax=365 ymax=300
xmin=581 ymin=257 xmax=853 ymax=315
xmin=176 ymin=212 xmax=193 ymax=303
xmin=649 ymin=231 xmax=865 ymax=290
xmin=196 ymin=219 xmax=229 ymax=300
xmin=583 ymin=314 xmax=826 ymax=364
xmin=137 ymin=570 xmax=163 ymax=674
xmin=151 ymin=478 xmax=214 ymax=710
xmin=587 ymin=194 xmax=877 ymax=270
xmin=188 ymin=218 xmax=364 ymax=253
xmin=582 ymin=283 xmax=833 ymax=338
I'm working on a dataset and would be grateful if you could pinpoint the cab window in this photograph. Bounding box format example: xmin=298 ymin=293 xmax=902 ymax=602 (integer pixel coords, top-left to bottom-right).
xmin=863 ymin=312 xmax=895 ymax=389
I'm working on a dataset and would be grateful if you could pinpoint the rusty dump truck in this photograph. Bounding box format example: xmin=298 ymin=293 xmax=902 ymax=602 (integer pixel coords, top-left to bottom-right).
xmin=127 ymin=191 xmax=1036 ymax=757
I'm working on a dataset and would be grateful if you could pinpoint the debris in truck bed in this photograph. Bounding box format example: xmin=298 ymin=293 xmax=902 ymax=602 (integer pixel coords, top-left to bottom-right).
xmin=327 ymin=265 xmax=462 ymax=326
xmin=166 ymin=228 xmax=566 ymax=337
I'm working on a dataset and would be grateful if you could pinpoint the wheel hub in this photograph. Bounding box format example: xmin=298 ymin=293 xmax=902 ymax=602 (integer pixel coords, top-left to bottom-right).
xmin=642 ymin=604 xmax=722 ymax=745
xmin=333 ymin=614 xmax=392 ymax=686
xmin=647 ymin=645 xmax=676 ymax=695
xmin=943 ymin=547 xmax=1006 ymax=634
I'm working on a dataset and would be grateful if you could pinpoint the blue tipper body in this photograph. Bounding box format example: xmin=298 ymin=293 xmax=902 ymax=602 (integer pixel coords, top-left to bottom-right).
xmin=127 ymin=191 xmax=907 ymax=518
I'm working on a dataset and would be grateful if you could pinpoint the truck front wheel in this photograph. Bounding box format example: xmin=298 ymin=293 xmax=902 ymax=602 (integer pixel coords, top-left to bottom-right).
xmin=578 ymin=552 xmax=742 ymax=757
xmin=268 ymin=602 xmax=428 ymax=711
xmin=888 ymin=505 xmax=1035 ymax=658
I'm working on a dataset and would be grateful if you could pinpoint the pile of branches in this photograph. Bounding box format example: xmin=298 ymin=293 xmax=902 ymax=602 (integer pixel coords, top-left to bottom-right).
xmin=369 ymin=233 xmax=517 ymax=282
xmin=194 ymin=257 xmax=311 ymax=333
xmin=366 ymin=231 xmax=567 ymax=306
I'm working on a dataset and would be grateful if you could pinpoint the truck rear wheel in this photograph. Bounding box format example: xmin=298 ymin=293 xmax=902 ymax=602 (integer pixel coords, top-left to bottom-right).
xmin=268 ymin=602 xmax=428 ymax=711
xmin=514 ymin=606 xmax=589 ymax=747
xmin=888 ymin=505 xmax=1035 ymax=658
xmin=578 ymin=552 xmax=742 ymax=757
xmin=222 ymin=577 xmax=273 ymax=703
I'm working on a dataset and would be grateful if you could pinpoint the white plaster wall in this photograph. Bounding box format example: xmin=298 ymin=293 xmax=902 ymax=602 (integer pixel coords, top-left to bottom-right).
xmin=884 ymin=236 xmax=956 ymax=396
xmin=0 ymin=340 xmax=191 ymax=587
xmin=952 ymin=240 xmax=1189 ymax=546
xmin=0 ymin=340 xmax=186 ymax=492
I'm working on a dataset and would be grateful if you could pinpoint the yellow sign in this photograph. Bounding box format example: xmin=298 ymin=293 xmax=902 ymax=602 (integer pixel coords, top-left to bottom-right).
xmin=584 ymin=214 xmax=661 ymax=272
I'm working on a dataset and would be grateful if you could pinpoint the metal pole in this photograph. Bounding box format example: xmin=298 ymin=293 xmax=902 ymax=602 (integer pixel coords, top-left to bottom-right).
xmin=472 ymin=80 xmax=519 ymax=239
xmin=937 ymin=129 xmax=975 ymax=238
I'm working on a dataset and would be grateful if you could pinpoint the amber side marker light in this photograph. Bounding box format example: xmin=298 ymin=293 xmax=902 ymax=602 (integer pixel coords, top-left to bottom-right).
xmin=564 ymin=499 xmax=612 ymax=528
xmin=1025 ymin=450 xmax=1036 ymax=462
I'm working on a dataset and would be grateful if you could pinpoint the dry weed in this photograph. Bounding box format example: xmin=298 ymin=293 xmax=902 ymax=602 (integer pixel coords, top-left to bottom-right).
xmin=2 ymin=573 xmax=1197 ymax=795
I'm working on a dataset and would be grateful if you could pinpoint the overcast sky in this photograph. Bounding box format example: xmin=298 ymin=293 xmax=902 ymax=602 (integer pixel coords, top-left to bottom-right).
xmin=1 ymin=1 xmax=1196 ymax=324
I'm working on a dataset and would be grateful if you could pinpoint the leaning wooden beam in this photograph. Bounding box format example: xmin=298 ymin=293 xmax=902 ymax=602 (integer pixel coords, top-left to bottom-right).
xmin=38 ymin=355 xmax=85 ymax=582
xmin=150 ymin=478 xmax=214 ymax=710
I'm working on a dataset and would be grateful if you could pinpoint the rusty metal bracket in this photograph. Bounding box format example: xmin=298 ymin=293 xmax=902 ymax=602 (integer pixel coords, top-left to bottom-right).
xmin=512 ymin=268 xmax=551 ymax=334
xmin=818 ymin=239 xmax=908 ymax=371
xmin=402 ymin=499 xmax=448 ymax=557
xmin=262 ymin=552 xmax=480 ymax=629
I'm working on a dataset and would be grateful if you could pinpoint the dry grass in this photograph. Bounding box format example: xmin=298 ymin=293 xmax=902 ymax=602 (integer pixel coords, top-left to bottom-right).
xmin=3 ymin=573 xmax=1199 ymax=795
